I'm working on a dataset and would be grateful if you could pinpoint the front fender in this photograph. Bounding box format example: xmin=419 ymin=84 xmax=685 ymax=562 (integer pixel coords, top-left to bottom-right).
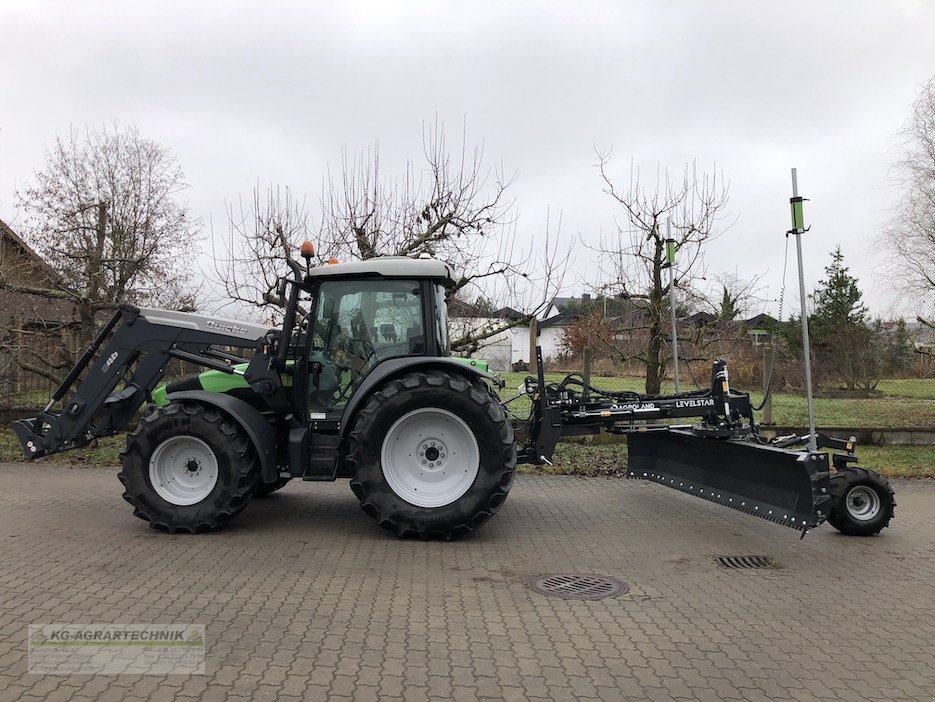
xmin=164 ymin=390 xmax=279 ymax=484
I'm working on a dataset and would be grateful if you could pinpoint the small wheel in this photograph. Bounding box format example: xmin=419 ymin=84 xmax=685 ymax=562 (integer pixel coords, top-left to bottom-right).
xmin=119 ymin=402 xmax=259 ymax=533
xmin=827 ymin=467 xmax=895 ymax=536
xmin=255 ymin=477 xmax=291 ymax=497
xmin=347 ymin=370 xmax=516 ymax=539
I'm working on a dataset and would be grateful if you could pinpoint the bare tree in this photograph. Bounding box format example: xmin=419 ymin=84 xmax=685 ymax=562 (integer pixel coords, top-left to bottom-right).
xmin=318 ymin=121 xmax=554 ymax=301
xmin=214 ymin=185 xmax=313 ymax=321
xmin=593 ymin=153 xmax=731 ymax=394
xmin=446 ymin=208 xmax=567 ymax=355
xmin=694 ymin=271 xmax=766 ymax=343
xmin=886 ymin=75 xmax=935 ymax=331
xmin=219 ymin=120 xmax=567 ymax=350
xmin=707 ymin=272 xmax=764 ymax=321
xmin=1 ymin=124 xmax=198 ymax=383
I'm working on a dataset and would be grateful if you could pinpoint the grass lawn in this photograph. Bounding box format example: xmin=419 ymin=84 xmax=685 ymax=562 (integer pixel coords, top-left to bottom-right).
xmin=500 ymin=372 xmax=935 ymax=429
xmin=766 ymin=393 xmax=935 ymax=429
xmin=0 ymin=428 xmax=124 ymax=466
xmin=853 ymin=445 xmax=935 ymax=479
xmin=875 ymin=377 xmax=935 ymax=399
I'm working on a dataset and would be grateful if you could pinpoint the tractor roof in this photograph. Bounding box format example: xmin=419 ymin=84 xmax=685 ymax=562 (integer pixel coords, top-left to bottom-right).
xmin=305 ymin=256 xmax=456 ymax=284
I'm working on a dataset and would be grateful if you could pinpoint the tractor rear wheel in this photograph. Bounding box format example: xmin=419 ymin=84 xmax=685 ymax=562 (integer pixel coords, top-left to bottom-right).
xmin=119 ymin=402 xmax=259 ymax=533
xmin=827 ymin=467 xmax=895 ymax=536
xmin=347 ymin=370 xmax=516 ymax=539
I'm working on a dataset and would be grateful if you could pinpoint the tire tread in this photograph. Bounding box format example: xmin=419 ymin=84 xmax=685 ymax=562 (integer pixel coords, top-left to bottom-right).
xmin=118 ymin=402 xmax=259 ymax=533
xmin=347 ymin=371 xmax=515 ymax=540
xmin=827 ymin=466 xmax=895 ymax=536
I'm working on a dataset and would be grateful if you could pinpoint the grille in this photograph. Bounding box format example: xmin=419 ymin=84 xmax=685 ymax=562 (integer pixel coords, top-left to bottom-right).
xmin=528 ymin=573 xmax=628 ymax=600
xmin=715 ymin=555 xmax=781 ymax=569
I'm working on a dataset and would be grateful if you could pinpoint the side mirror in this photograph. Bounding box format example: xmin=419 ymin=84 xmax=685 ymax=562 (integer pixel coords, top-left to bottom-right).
xmin=276 ymin=277 xmax=288 ymax=303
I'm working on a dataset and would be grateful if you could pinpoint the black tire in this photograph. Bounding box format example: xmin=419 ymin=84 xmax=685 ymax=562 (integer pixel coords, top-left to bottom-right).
xmin=827 ymin=467 xmax=895 ymax=536
xmin=347 ymin=370 xmax=516 ymax=539
xmin=255 ymin=477 xmax=291 ymax=497
xmin=118 ymin=402 xmax=259 ymax=533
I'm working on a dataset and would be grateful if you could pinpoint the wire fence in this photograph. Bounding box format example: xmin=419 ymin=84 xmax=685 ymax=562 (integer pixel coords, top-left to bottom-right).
xmin=3 ymin=338 xmax=934 ymax=435
xmin=0 ymin=355 xmax=202 ymax=417
xmin=0 ymin=365 xmax=53 ymax=413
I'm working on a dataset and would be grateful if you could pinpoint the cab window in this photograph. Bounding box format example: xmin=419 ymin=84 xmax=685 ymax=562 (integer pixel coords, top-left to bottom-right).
xmin=308 ymin=279 xmax=425 ymax=412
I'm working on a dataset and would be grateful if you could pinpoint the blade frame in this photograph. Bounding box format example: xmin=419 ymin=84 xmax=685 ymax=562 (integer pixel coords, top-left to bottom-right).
xmin=627 ymin=429 xmax=832 ymax=533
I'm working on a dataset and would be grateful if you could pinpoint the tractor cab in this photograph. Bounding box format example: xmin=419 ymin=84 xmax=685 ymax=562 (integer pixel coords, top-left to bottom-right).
xmin=282 ymin=256 xmax=458 ymax=420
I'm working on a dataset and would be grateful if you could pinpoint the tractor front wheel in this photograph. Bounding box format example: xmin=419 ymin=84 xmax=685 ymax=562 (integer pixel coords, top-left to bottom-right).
xmin=119 ymin=402 xmax=259 ymax=533
xmin=347 ymin=371 xmax=516 ymax=539
xmin=827 ymin=467 xmax=895 ymax=536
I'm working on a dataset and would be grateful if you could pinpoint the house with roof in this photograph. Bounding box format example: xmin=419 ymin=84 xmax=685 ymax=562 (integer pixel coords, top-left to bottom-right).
xmin=743 ymin=313 xmax=777 ymax=345
xmin=447 ymin=295 xmax=585 ymax=371
xmin=908 ymin=321 xmax=935 ymax=354
xmin=685 ymin=310 xmax=777 ymax=345
xmin=448 ymin=291 xmax=782 ymax=371
xmin=0 ymin=218 xmax=67 ymax=317
xmin=446 ymin=298 xmax=514 ymax=371
xmin=0 ymin=218 xmax=75 ymax=405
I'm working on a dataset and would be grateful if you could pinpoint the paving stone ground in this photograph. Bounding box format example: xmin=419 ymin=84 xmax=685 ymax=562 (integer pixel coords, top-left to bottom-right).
xmin=0 ymin=462 xmax=933 ymax=701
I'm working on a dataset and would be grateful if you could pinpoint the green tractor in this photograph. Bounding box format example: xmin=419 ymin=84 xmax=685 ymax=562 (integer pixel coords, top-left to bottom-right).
xmin=15 ymin=254 xmax=516 ymax=538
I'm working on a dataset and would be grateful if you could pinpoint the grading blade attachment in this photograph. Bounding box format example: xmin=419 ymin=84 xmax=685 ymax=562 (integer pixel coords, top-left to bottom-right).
xmin=627 ymin=429 xmax=832 ymax=533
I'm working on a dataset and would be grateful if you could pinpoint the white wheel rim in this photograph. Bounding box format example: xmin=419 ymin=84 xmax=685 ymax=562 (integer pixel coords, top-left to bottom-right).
xmin=844 ymin=485 xmax=881 ymax=522
xmin=149 ymin=436 xmax=219 ymax=506
xmin=381 ymin=407 xmax=479 ymax=508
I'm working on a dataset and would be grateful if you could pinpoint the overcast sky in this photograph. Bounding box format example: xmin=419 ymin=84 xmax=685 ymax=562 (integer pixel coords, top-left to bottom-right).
xmin=2 ymin=0 xmax=933 ymax=318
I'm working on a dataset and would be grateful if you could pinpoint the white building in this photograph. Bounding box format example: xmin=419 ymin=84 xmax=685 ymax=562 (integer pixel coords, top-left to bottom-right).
xmin=448 ymin=297 xmax=579 ymax=372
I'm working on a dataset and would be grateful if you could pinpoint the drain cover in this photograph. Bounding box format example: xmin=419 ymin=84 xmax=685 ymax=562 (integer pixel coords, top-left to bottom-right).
xmin=715 ymin=555 xmax=780 ymax=569
xmin=528 ymin=573 xmax=628 ymax=600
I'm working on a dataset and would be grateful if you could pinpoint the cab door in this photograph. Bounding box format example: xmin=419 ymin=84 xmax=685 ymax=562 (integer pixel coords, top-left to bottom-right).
xmin=305 ymin=278 xmax=426 ymax=420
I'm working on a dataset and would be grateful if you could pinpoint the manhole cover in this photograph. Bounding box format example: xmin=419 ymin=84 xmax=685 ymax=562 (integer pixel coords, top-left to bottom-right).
xmin=715 ymin=555 xmax=781 ymax=569
xmin=528 ymin=573 xmax=628 ymax=600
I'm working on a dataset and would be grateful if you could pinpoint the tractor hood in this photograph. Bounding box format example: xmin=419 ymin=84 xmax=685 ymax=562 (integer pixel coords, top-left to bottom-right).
xmin=153 ymin=364 xmax=294 ymax=407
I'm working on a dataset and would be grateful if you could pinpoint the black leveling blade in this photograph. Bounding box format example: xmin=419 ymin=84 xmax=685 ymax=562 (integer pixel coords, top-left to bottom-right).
xmin=627 ymin=429 xmax=833 ymax=533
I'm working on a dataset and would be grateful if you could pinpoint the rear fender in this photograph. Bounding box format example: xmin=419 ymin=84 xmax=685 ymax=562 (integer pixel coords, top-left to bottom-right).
xmin=165 ymin=390 xmax=279 ymax=484
xmin=338 ymin=357 xmax=498 ymax=445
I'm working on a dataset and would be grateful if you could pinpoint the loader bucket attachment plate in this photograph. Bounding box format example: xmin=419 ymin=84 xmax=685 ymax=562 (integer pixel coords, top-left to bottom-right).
xmin=627 ymin=430 xmax=832 ymax=532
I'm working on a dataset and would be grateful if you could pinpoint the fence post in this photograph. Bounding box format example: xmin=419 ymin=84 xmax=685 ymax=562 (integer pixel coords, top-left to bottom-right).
xmin=528 ymin=318 xmax=538 ymax=372
xmin=762 ymin=346 xmax=773 ymax=424
xmin=583 ymin=347 xmax=592 ymax=401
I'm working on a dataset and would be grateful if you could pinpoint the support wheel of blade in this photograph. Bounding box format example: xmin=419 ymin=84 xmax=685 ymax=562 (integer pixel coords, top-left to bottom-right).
xmin=119 ymin=402 xmax=259 ymax=533
xmin=827 ymin=467 xmax=895 ymax=536
xmin=347 ymin=370 xmax=516 ymax=539
xmin=255 ymin=477 xmax=291 ymax=497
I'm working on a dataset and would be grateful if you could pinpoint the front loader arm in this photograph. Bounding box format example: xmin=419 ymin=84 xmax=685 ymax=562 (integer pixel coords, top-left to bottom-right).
xmin=13 ymin=305 xmax=278 ymax=459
